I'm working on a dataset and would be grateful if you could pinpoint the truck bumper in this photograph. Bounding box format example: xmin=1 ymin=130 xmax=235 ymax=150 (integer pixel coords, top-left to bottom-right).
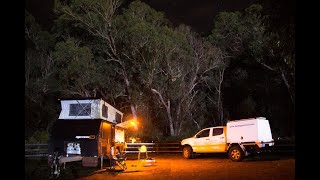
xmin=256 ymin=141 xmax=274 ymax=148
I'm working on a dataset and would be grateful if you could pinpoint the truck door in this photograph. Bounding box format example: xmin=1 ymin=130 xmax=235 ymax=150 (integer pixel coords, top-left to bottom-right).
xmin=193 ymin=128 xmax=211 ymax=153
xmin=208 ymin=127 xmax=227 ymax=152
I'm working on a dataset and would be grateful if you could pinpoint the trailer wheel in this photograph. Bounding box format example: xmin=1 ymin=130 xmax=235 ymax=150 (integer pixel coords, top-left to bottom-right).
xmin=183 ymin=146 xmax=194 ymax=159
xmin=228 ymin=146 xmax=244 ymax=162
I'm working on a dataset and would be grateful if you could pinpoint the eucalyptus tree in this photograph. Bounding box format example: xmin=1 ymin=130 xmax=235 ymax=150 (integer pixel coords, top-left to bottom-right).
xmin=25 ymin=10 xmax=58 ymax=136
xmin=209 ymin=4 xmax=295 ymax=108
xmin=106 ymin=1 xmax=226 ymax=136
xmin=55 ymin=0 xmax=142 ymax=118
xmin=25 ymin=10 xmax=56 ymax=102
xmin=54 ymin=0 xmax=226 ymax=136
xmin=52 ymin=38 xmax=99 ymax=97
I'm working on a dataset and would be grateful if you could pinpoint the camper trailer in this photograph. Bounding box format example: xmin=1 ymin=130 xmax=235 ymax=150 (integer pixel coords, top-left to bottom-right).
xmin=48 ymin=98 xmax=129 ymax=178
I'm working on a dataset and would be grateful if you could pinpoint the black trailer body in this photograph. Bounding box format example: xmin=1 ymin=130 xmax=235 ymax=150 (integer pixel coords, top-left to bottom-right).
xmin=48 ymin=119 xmax=115 ymax=158
xmin=47 ymin=98 xmax=126 ymax=178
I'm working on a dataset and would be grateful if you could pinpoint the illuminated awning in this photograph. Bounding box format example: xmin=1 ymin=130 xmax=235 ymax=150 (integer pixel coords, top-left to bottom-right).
xmin=116 ymin=119 xmax=138 ymax=129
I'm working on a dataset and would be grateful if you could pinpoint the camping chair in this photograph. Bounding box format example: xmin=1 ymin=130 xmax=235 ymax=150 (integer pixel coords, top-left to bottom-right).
xmin=110 ymin=147 xmax=127 ymax=171
xmin=138 ymin=145 xmax=148 ymax=160
xmin=137 ymin=145 xmax=156 ymax=167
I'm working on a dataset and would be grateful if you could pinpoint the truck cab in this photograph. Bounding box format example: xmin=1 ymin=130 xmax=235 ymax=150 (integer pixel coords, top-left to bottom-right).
xmin=181 ymin=126 xmax=227 ymax=153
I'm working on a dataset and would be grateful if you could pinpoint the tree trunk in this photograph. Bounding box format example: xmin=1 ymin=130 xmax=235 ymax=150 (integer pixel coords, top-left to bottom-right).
xmin=177 ymin=120 xmax=184 ymax=136
xmin=151 ymin=88 xmax=175 ymax=136
xmin=124 ymin=71 xmax=137 ymax=119
xmin=280 ymin=68 xmax=295 ymax=107
xmin=259 ymin=62 xmax=295 ymax=108
xmin=218 ymin=68 xmax=225 ymax=125
xmin=166 ymin=100 xmax=175 ymax=136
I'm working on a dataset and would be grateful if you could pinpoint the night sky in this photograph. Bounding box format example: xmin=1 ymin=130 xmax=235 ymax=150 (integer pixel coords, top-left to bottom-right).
xmin=25 ymin=0 xmax=55 ymax=30
xmin=143 ymin=0 xmax=259 ymax=34
xmin=25 ymin=0 xmax=294 ymax=34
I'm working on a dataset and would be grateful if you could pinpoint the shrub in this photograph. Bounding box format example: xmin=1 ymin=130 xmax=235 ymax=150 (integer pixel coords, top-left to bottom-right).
xmin=26 ymin=130 xmax=48 ymax=144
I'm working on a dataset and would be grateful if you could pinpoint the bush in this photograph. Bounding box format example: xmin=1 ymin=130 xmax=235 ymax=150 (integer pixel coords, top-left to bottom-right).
xmin=26 ymin=130 xmax=48 ymax=144
xmin=160 ymin=136 xmax=185 ymax=143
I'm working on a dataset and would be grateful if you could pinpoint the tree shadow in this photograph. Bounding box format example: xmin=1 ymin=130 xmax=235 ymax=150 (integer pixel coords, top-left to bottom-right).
xmin=187 ymin=151 xmax=294 ymax=162
xmin=195 ymin=153 xmax=228 ymax=159
xmin=244 ymin=152 xmax=295 ymax=162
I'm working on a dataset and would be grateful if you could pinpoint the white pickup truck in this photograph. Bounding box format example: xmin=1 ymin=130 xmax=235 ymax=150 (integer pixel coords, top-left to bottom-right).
xmin=180 ymin=117 xmax=274 ymax=161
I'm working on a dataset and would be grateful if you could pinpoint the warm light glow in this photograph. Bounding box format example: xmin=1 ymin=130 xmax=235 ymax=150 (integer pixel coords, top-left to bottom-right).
xmin=130 ymin=121 xmax=136 ymax=126
xmin=139 ymin=145 xmax=147 ymax=152
xmin=116 ymin=117 xmax=139 ymax=129
xmin=128 ymin=118 xmax=139 ymax=130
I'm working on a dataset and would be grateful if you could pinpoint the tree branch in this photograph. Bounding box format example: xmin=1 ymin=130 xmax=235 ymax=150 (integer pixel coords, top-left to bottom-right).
xmin=151 ymin=88 xmax=168 ymax=110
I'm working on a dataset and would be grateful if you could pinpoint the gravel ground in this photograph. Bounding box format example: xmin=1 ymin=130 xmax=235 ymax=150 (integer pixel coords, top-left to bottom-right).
xmin=78 ymin=153 xmax=295 ymax=180
xmin=25 ymin=152 xmax=295 ymax=179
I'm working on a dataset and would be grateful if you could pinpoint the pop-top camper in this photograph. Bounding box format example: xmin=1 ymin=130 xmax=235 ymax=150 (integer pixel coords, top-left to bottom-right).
xmin=48 ymin=98 xmax=130 ymax=178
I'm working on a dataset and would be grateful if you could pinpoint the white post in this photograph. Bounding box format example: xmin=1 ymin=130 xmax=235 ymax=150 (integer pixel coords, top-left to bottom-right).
xmin=100 ymin=142 xmax=103 ymax=169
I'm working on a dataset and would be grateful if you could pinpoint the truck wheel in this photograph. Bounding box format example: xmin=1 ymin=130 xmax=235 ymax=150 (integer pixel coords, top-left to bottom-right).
xmin=228 ymin=146 xmax=244 ymax=162
xmin=183 ymin=146 xmax=194 ymax=159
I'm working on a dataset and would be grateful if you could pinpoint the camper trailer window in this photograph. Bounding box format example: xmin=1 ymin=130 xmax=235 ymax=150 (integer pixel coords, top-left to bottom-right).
xmin=102 ymin=104 xmax=108 ymax=118
xmin=69 ymin=103 xmax=91 ymax=116
xmin=115 ymin=112 xmax=122 ymax=123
